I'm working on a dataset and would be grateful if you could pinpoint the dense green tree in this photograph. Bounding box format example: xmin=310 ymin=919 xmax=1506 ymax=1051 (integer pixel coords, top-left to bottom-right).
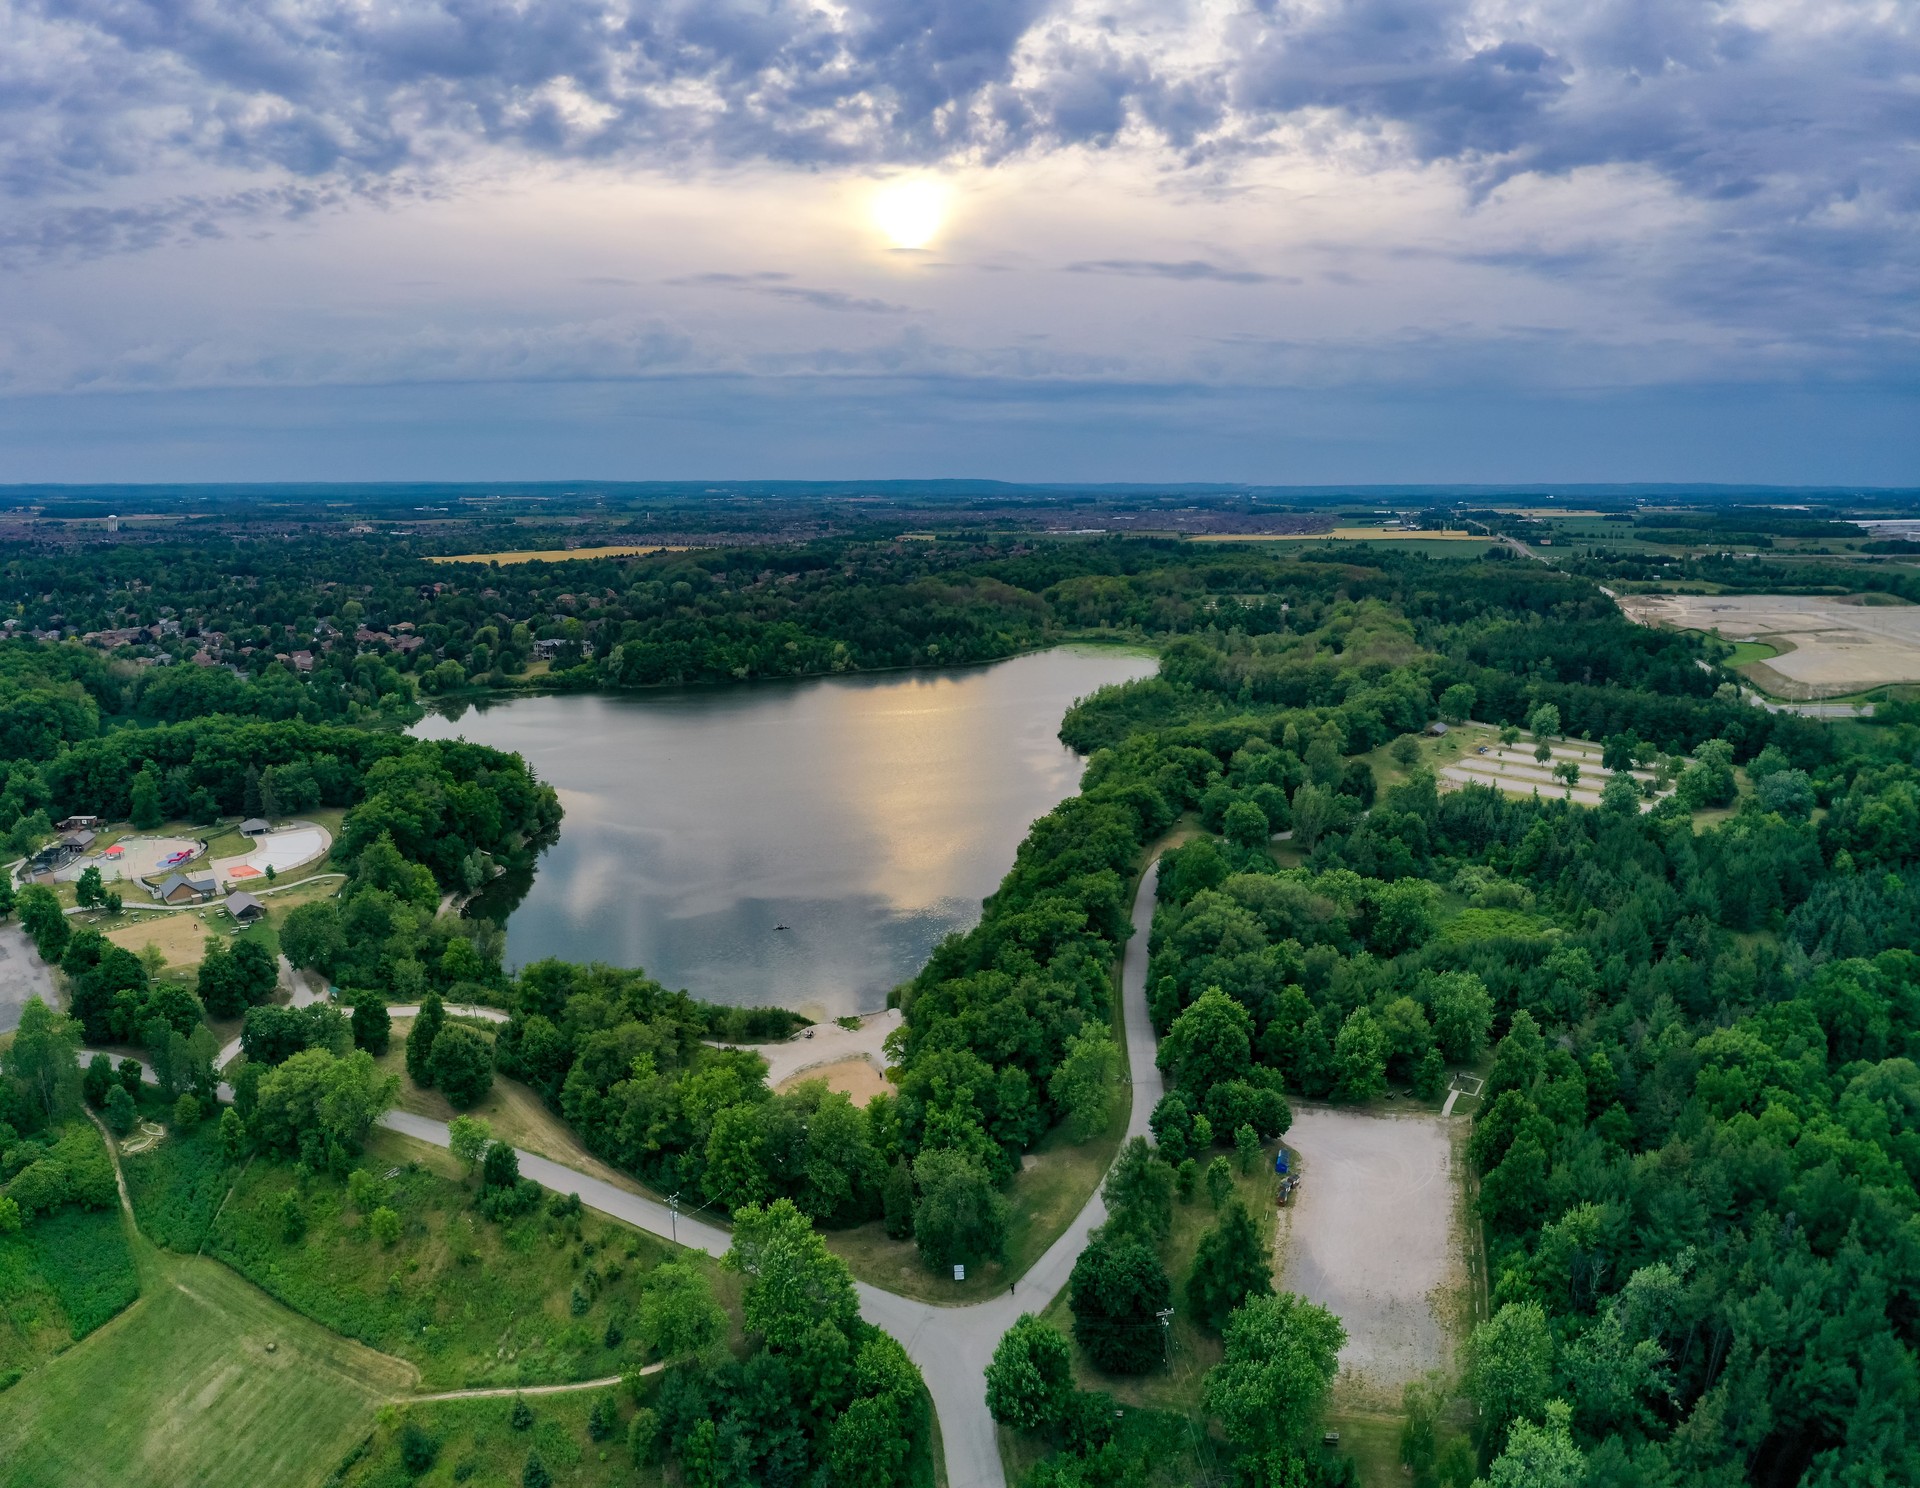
xmin=1158 ymin=987 xmax=1252 ymax=1099
xmin=1101 ymin=1136 xmax=1174 ymax=1243
xmin=16 ymin=884 xmax=68 ymax=964
xmin=1202 ymin=1292 xmax=1345 ymax=1461
xmin=636 ymin=1259 xmax=725 ymax=1361
xmin=881 ymin=1157 xmax=914 ymax=1240
xmin=1186 ymin=1198 xmax=1273 ymax=1333
xmin=725 ymin=1198 xmax=860 ymax=1350
xmin=1467 ymin=1301 xmax=1554 ymax=1460
xmin=350 ymin=998 xmax=391 ymax=1054
xmin=1049 ymin=1025 xmax=1120 ymax=1141
xmin=82 ymin=1052 xmax=115 ymax=1109
xmin=251 ymin=1048 xmax=398 ymax=1166
xmin=1068 ymin=1227 xmax=1171 ymax=1375
xmin=404 ymin=991 xmax=445 ymax=1086
xmin=1333 ymin=1007 xmax=1388 ymax=1101
xmin=986 ymin=1314 xmax=1075 ymax=1430
xmin=104 ymin=1082 xmax=136 ymax=1136
xmin=911 ymin=1147 xmax=1008 ymax=1269
xmin=2 ymin=996 xmax=82 ymax=1120
xmin=425 ymin=1023 xmax=494 ymax=1108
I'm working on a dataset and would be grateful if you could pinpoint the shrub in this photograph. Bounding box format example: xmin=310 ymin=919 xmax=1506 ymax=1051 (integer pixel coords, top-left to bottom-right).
xmin=278 ymin=1191 xmax=307 ymax=1243
xmin=370 ymin=1206 xmax=402 ymax=1246
xmin=628 ymin=1407 xmax=660 ymax=1465
xmin=399 ymin=1422 xmax=439 ymax=1475
xmin=587 ymin=1392 xmax=619 ymax=1442
xmin=509 ymin=1397 xmax=534 ymax=1430
xmin=173 ymin=1093 xmax=201 ymax=1128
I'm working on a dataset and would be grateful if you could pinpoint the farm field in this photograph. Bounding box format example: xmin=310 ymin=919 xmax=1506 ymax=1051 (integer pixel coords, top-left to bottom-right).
xmin=427 ymin=544 xmax=690 ymax=565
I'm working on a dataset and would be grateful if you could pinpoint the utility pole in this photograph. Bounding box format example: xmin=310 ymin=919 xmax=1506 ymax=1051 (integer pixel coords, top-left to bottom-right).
xmin=669 ymin=1191 xmax=679 ymax=1246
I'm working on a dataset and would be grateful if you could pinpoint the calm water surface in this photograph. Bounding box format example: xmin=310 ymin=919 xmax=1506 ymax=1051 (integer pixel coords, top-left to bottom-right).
xmin=410 ymin=647 xmax=1156 ymax=1018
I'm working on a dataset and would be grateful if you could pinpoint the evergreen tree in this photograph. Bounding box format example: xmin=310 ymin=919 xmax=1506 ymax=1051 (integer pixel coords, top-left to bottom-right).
xmin=405 ymin=992 xmax=445 ymax=1086
xmin=882 ymin=1156 xmax=915 ymax=1240
xmin=1187 ymin=1198 xmax=1273 ymax=1333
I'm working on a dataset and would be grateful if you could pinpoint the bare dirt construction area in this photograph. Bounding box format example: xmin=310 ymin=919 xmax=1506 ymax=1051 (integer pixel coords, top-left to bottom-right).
xmin=1278 ymin=1106 xmax=1472 ymax=1412
xmin=1619 ymin=592 xmax=1920 ymax=699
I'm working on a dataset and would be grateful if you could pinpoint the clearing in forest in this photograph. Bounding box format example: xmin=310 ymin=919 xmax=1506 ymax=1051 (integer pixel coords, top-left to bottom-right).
xmin=1276 ymin=1106 xmax=1472 ymax=1411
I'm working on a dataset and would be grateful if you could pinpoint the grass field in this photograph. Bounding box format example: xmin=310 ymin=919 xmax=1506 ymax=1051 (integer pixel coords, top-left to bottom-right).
xmin=428 ymin=544 xmax=690 ymax=566
xmin=1724 ymin=639 xmax=1782 ymax=667
xmin=0 ymin=1241 xmax=413 ymax=1488
xmin=126 ymin=1124 xmax=743 ymax=1390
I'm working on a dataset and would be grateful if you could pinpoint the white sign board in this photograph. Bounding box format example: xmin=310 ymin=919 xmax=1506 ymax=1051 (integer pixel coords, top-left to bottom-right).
xmin=953 ymin=1264 xmax=966 ymax=1282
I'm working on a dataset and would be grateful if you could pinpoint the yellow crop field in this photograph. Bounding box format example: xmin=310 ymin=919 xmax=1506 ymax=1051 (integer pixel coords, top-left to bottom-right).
xmin=427 ymin=543 xmax=690 ymax=565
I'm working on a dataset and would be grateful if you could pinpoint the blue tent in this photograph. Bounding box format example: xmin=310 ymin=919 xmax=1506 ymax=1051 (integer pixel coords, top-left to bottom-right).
xmin=1273 ymin=1151 xmax=1290 ymax=1175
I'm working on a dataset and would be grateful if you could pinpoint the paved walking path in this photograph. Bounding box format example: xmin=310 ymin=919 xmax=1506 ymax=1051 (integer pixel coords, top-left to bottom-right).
xmin=380 ymin=860 xmax=1164 ymax=1488
xmin=80 ymin=864 xmax=1164 ymax=1488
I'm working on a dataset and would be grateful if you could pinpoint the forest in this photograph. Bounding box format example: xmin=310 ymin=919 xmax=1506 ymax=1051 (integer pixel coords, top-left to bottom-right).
xmin=3 ymin=528 xmax=1918 ymax=1487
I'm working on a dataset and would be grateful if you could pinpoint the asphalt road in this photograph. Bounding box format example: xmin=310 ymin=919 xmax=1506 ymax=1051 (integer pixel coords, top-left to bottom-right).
xmin=380 ymin=861 xmax=1164 ymax=1488
xmin=85 ymin=863 xmax=1165 ymax=1488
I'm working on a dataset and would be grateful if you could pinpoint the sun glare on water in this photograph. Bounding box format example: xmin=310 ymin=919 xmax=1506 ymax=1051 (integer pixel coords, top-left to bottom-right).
xmin=871 ymin=179 xmax=949 ymax=250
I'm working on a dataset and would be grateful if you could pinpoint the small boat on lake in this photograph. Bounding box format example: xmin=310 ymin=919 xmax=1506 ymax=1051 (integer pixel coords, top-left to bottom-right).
xmin=773 ymin=922 xmax=790 ymax=931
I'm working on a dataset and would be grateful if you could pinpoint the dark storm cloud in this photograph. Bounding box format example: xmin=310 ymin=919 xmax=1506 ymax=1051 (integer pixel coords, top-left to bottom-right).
xmin=7 ymin=0 xmax=1911 ymax=209
xmin=2 ymin=0 xmax=1915 ymax=363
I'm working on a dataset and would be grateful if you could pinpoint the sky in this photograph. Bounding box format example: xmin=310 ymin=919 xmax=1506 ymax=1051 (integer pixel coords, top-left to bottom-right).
xmin=1 ymin=0 xmax=1916 ymax=484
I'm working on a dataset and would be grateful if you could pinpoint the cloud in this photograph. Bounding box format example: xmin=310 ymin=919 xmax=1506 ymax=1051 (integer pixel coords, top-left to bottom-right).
xmin=667 ymin=273 xmax=909 ymax=313
xmin=1065 ymin=258 xmax=1290 ymax=285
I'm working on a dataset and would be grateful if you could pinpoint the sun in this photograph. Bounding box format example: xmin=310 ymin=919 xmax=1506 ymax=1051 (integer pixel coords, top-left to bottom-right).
xmin=871 ymin=179 xmax=949 ymax=250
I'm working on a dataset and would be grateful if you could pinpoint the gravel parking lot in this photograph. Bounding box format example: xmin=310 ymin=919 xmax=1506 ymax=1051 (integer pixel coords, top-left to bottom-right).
xmin=1277 ymin=1105 xmax=1469 ymax=1407
xmin=0 ymin=922 xmax=55 ymax=1034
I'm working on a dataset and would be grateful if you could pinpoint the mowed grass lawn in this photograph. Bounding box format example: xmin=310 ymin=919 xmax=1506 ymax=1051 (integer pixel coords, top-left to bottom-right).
xmin=0 ymin=1243 xmax=414 ymax=1488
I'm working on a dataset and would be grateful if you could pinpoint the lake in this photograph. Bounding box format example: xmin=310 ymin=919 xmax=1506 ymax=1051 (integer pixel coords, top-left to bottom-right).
xmin=409 ymin=646 xmax=1157 ymax=1018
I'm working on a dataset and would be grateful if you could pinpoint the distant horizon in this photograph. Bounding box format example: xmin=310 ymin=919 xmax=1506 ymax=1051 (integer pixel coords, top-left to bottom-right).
xmin=6 ymin=480 xmax=1920 ymax=500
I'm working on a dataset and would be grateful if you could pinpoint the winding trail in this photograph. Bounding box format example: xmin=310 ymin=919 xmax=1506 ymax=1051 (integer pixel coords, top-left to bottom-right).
xmin=82 ymin=865 xmax=1164 ymax=1488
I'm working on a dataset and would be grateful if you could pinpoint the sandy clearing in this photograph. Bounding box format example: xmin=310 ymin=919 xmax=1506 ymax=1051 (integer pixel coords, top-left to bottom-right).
xmin=106 ymin=910 xmax=223 ymax=969
xmin=1277 ymin=1106 xmax=1469 ymax=1408
xmin=717 ymin=1006 xmax=903 ymax=1086
xmin=776 ymin=1057 xmax=896 ymax=1107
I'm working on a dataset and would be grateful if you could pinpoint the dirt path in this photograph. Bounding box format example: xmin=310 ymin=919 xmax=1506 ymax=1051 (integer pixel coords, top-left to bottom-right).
xmin=409 ymin=1363 xmax=661 ymax=1401
xmin=1277 ymin=1106 xmax=1469 ymax=1410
